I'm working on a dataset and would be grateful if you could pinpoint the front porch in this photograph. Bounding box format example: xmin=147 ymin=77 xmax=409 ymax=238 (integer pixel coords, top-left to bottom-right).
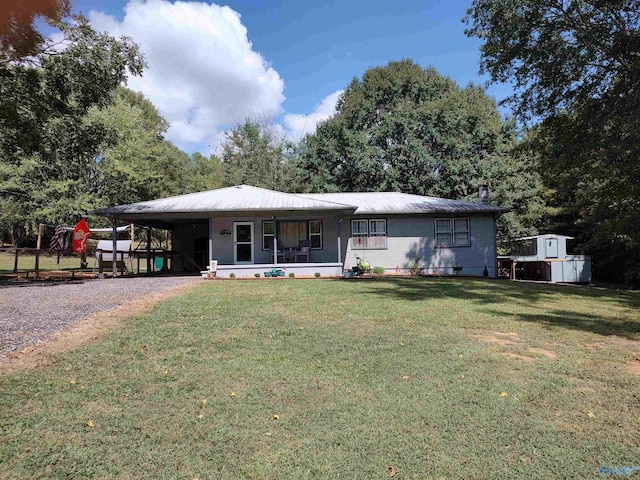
xmin=204 ymin=262 xmax=345 ymax=279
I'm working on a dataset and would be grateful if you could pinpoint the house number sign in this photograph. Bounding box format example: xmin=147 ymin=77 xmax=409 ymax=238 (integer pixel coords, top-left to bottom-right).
xmin=220 ymin=229 xmax=231 ymax=236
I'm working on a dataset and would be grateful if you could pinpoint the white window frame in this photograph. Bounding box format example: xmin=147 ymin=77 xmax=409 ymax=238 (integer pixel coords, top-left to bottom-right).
xmin=262 ymin=220 xmax=274 ymax=251
xmin=351 ymin=218 xmax=388 ymax=249
xmin=434 ymin=218 xmax=470 ymax=247
xmin=309 ymin=220 xmax=323 ymax=249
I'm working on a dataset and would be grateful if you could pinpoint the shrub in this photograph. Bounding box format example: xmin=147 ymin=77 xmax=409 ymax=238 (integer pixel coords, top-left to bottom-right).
xmin=373 ymin=266 xmax=385 ymax=274
xmin=314 ymin=272 xmax=321 ymax=278
xmin=409 ymin=257 xmax=422 ymax=275
xmin=229 ymin=273 xmax=236 ymax=279
xmin=289 ymin=272 xmax=295 ymax=278
xmin=255 ymin=273 xmax=261 ymax=278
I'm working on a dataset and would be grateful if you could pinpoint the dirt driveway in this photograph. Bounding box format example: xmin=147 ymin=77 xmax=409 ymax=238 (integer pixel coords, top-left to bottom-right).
xmin=0 ymin=276 xmax=200 ymax=373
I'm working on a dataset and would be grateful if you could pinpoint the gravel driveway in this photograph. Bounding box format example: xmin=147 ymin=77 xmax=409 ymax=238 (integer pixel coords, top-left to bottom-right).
xmin=0 ymin=276 xmax=200 ymax=358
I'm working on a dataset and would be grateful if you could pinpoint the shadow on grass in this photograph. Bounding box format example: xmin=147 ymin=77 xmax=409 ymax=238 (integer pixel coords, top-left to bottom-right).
xmin=483 ymin=309 xmax=640 ymax=340
xmin=360 ymin=276 xmax=640 ymax=339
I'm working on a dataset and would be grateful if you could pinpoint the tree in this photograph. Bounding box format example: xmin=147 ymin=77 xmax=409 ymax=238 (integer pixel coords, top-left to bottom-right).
xmin=186 ymin=152 xmax=223 ymax=192
xmin=465 ymin=1 xmax=640 ymax=283
xmin=0 ymin=15 xmax=145 ymax=240
xmin=0 ymin=0 xmax=71 ymax=65
xmin=294 ymin=60 xmax=545 ymax=248
xmin=221 ymin=118 xmax=287 ymax=190
xmin=464 ymin=0 xmax=640 ymax=120
xmin=88 ymin=88 xmax=194 ymax=208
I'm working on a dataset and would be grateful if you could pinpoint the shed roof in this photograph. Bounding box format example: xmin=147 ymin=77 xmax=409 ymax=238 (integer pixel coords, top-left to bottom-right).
xmin=515 ymin=234 xmax=575 ymax=241
xmin=300 ymin=192 xmax=510 ymax=214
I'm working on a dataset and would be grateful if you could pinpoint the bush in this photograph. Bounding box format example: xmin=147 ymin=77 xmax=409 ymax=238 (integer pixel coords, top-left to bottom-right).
xmin=373 ymin=266 xmax=385 ymax=274
xmin=289 ymin=272 xmax=295 ymax=278
xmin=314 ymin=272 xmax=321 ymax=278
xmin=229 ymin=273 xmax=236 ymax=279
xmin=409 ymin=257 xmax=422 ymax=275
xmin=255 ymin=273 xmax=260 ymax=278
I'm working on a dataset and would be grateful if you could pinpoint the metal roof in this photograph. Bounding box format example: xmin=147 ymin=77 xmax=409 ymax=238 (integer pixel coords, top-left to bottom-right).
xmin=93 ymin=185 xmax=356 ymax=216
xmin=300 ymin=192 xmax=510 ymax=214
xmin=93 ymin=186 xmax=510 ymax=226
xmin=515 ymin=234 xmax=575 ymax=241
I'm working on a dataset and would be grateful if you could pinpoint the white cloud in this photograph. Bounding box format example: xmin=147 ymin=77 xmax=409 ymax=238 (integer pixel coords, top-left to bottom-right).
xmin=283 ymin=90 xmax=343 ymax=142
xmin=89 ymin=0 xmax=285 ymax=151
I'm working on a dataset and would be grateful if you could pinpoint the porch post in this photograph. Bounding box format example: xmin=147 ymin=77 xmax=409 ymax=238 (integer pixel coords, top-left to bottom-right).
xmin=336 ymin=217 xmax=342 ymax=263
xmin=112 ymin=219 xmax=118 ymax=278
xmin=146 ymin=227 xmax=152 ymax=275
xmin=273 ymin=217 xmax=278 ymax=264
xmin=208 ymin=217 xmax=214 ymax=262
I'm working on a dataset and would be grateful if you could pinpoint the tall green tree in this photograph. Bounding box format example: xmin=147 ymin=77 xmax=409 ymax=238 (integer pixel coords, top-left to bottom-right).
xmin=0 ymin=15 xmax=144 ymax=241
xmin=221 ymin=118 xmax=287 ymax=190
xmin=294 ymin=60 xmax=544 ymax=247
xmin=186 ymin=152 xmax=223 ymax=192
xmin=465 ymin=0 xmax=640 ymax=283
xmin=88 ymin=88 xmax=191 ymax=207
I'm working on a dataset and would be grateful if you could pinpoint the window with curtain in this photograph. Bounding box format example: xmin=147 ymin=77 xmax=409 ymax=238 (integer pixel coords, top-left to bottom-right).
xmin=278 ymin=221 xmax=308 ymax=248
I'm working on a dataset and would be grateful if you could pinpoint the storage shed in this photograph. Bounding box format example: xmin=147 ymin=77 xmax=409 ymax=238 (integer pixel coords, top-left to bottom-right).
xmin=498 ymin=234 xmax=591 ymax=283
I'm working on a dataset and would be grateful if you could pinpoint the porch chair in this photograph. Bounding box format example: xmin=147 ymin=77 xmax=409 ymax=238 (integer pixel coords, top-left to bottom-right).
xmin=295 ymin=240 xmax=311 ymax=262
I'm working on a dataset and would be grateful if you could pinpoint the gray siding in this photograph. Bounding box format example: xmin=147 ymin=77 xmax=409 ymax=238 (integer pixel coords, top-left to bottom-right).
xmin=172 ymin=213 xmax=498 ymax=277
xmin=174 ymin=214 xmax=343 ymax=266
xmin=343 ymin=214 xmax=498 ymax=277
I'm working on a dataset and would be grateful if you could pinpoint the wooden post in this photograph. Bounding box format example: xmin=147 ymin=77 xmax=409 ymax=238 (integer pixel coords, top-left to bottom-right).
xmin=130 ymin=223 xmax=135 ymax=241
xmin=146 ymin=227 xmax=152 ymax=275
xmin=112 ymin=220 xmax=118 ymax=278
xmin=35 ymin=223 xmax=43 ymax=277
xmin=511 ymin=261 xmax=517 ymax=281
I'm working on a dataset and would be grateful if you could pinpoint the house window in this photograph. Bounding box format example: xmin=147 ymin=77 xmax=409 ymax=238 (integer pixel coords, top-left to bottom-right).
xmin=435 ymin=218 xmax=470 ymax=247
xmin=263 ymin=221 xmax=274 ymax=250
xmin=351 ymin=219 xmax=387 ymax=249
xmin=263 ymin=220 xmax=323 ymax=250
xmin=309 ymin=220 xmax=322 ymax=249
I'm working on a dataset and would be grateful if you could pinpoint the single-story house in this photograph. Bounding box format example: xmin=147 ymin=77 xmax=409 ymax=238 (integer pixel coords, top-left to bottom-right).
xmin=94 ymin=185 xmax=509 ymax=278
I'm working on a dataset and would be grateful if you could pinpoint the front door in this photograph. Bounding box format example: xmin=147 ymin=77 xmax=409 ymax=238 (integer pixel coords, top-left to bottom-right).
xmin=233 ymin=222 xmax=254 ymax=264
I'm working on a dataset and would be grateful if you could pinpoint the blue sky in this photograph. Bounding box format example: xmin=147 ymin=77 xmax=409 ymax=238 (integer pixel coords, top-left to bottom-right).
xmin=64 ymin=0 xmax=511 ymax=154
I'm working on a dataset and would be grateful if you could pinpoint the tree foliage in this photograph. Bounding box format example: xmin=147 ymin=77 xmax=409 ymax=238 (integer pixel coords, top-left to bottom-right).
xmin=221 ymin=119 xmax=287 ymax=190
xmin=464 ymin=0 xmax=640 ymax=119
xmin=466 ymin=0 xmax=640 ymax=283
xmin=0 ymin=16 xmax=145 ymax=241
xmin=294 ymin=60 xmax=544 ymax=248
xmin=88 ymin=88 xmax=196 ymax=208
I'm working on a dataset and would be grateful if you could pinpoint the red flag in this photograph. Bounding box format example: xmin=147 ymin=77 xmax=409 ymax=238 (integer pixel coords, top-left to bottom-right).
xmin=72 ymin=218 xmax=91 ymax=253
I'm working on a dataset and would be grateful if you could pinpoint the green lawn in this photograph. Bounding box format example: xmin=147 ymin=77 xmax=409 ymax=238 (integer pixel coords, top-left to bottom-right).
xmin=1 ymin=278 xmax=639 ymax=479
xmin=0 ymin=251 xmax=82 ymax=273
xmin=0 ymin=252 xmax=150 ymax=275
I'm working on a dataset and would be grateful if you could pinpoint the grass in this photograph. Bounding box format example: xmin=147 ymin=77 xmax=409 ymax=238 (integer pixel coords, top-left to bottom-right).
xmin=0 ymin=252 xmax=151 ymax=275
xmin=0 ymin=251 xmax=81 ymax=273
xmin=1 ymin=277 xmax=639 ymax=479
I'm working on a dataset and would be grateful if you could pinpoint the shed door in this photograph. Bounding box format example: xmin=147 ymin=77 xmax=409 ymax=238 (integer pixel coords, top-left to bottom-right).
xmin=546 ymin=238 xmax=558 ymax=258
xmin=233 ymin=222 xmax=254 ymax=264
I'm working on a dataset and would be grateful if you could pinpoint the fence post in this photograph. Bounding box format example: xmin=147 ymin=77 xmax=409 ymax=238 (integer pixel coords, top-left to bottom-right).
xmin=35 ymin=223 xmax=43 ymax=277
